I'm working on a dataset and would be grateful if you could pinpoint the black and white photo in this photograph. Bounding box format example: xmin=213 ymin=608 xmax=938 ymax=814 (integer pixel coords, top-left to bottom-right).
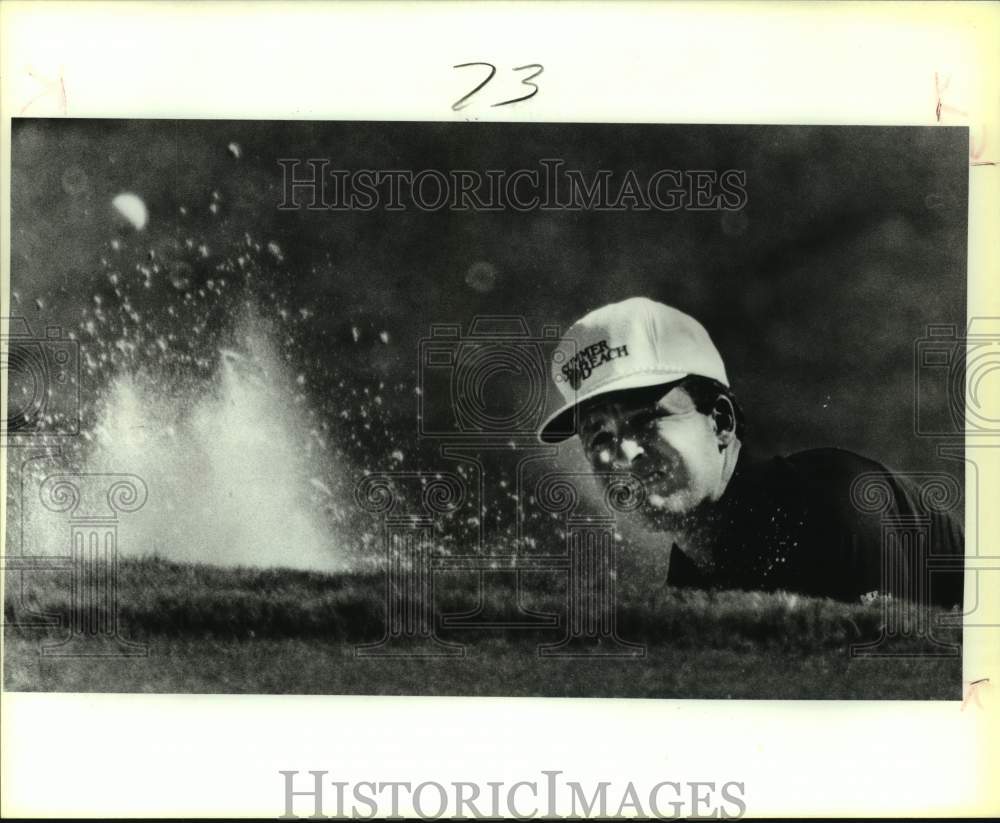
xmin=5 ymin=120 xmax=969 ymax=699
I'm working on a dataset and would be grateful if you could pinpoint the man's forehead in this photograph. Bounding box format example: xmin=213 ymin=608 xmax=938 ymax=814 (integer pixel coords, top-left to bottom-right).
xmin=581 ymin=381 xmax=694 ymax=425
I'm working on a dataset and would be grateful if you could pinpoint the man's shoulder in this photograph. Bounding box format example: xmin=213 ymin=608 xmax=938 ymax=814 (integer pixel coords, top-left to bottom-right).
xmin=710 ymin=447 xmax=963 ymax=605
xmin=776 ymin=447 xmax=950 ymax=514
xmin=781 ymin=446 xmax=889 ymax=476
xmin=732 ymin=447 xmax=890 ymax=500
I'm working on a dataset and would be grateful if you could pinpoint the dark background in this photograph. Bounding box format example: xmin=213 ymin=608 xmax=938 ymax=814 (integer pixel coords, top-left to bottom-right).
xmin=5 ymin=122 xmax=969 ymax=698
xmin=11 ymin=120 xmax=967 ymax=474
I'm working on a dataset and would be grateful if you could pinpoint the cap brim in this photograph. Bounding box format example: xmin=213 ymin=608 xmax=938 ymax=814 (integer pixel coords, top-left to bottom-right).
xmin=537 ymin=370 xmax=690 ymax=443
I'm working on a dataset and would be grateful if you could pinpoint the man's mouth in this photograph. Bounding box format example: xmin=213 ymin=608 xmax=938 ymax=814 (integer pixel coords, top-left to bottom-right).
xmin=636 ymin=469 xmax=686 ymax=512
xmin=637 ymin=469 xmax=671 ymax=487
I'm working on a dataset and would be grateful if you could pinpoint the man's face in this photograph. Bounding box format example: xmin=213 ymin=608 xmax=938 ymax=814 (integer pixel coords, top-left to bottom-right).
xmin=580 ymin=382 xmax=729 ymax=525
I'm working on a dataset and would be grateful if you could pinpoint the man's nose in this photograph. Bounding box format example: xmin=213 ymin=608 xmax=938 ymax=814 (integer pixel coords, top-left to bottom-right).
xmin=615 ymin=437 xmax=645 ymax=467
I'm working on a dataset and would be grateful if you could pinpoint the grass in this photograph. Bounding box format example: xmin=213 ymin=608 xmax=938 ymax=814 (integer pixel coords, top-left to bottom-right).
xmin=3 ymin=557 xmax=963 ymax=698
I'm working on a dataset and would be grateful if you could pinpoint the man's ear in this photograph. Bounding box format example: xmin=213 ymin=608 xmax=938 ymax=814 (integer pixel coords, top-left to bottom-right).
xmin=711 ymin=395 xmax=737 ymax=448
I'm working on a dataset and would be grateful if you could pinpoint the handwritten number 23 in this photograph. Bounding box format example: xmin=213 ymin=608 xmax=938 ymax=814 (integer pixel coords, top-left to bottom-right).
xmin=452 ymin=63 xmax=543 ymax=111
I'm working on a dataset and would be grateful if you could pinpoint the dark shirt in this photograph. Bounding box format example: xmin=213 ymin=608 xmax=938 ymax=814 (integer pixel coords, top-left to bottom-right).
xmin=666 ymin=447 xmax=964 ymax=606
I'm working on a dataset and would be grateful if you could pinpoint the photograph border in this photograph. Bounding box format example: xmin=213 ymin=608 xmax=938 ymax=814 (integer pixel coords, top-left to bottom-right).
xmin=1 ymin=1 xmax=997 ymax=818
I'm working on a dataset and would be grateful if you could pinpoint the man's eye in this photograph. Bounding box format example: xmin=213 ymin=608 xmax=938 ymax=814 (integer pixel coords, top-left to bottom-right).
xmin=586 ymin=432 xmax=616 ymax=462
xmin=588 ymin=432 xmax=614 ymax=452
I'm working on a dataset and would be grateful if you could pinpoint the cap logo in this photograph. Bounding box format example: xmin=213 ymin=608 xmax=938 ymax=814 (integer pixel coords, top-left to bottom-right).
xmin=560 ymin=339 xmax=630 ymax=389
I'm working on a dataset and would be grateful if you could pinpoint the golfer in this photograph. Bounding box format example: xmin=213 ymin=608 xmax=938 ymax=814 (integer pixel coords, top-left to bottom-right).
xmin=538 ymin=297 xmax=964 ymax=607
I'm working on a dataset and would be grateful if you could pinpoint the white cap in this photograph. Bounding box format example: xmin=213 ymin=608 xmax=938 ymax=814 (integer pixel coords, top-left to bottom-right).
xmin=538 ymin=297 xmax=729 ymax=443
